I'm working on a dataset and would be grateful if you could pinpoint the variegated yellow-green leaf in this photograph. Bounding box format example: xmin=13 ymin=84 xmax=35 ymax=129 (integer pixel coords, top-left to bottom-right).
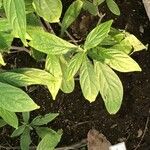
xmin=3 ymin=0 xmax=27 ymax=45
xmin=60 ymin=56 xmax=75 ymax=93
xmin=33 ymin=0 xmax=62 ymax=23
xmin=28 ymin=30 xmax=77 ymax=55
xmin=94 ymin=61 xmax=123 ymax=114
xmin=67 ymin=52 xmax=85 ymax=80
xmin=84 ymin=20 xmax=113 ymax=50
xmin=0 ymin=82 xmax=39 ymax=112
xmin=61 ymin=0 xmax=83 ymax=35
xmin=46 ymin=55 xmax=62 ymax=100
xmin=99 ymin=48 xmax=142 ymax=72
xmin=80 ymin=56 xmax=99 ymax=102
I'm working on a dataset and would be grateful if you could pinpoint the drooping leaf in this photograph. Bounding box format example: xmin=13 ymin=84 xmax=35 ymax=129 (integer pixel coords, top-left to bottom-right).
xmin=67 ymin=52 xmax=85 ymax=80
xmin=83 ymin=0 xmax=98 ymax=16
xmin=106 ymin=0 xmax=120 ymax=15
xmin=60 ymin=56 xmax=75 ymax=93
xmin=0 ymin=53 xmax=5 ymax=66
xmin=84 ymin=20 xmax=113 ymax=50
xmin=31 ymin=113 xmax=59 ymax=126
xmin=0 ymin=119 xmax=7 ymax=128
xmin=11 ymin=125 xmax=26 ymax=137
xmin=0 ymin=108 xmax=18 ymax=128
xmin=33 ymin=0 xmax=62 ymax=23
xmin=80 ymin=56 xmax=99 ymax=102
xmin=99 ymin=48 xmax=142 ymax=72
xmin=61 ymin=0 xmax=83 ymax=35
xmin=22 ymin=112 xmax=30 ymax=123
xmin=28 ymin=30 xmax=77 ymax=55
xmin=37 ymin=130 xmax=62 ymax=150
xmin=0 ymin=68 xmax=55 ymax=87
xmin=0 ymin=82 xmax=39 ymax=112
xmin=94 ymin=61 xmax=123 ymax=114
xmin=20 ymin=127 xmax=31 ymax=150
xmin=3 ymin=0 xmax=27 ymax=45
xmin=46 ymin=55 xmax=62 ymax=99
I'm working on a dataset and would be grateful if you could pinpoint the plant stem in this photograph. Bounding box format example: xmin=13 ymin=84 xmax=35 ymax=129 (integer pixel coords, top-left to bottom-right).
xmin=58 ymin=22 xmax=78 ymax=46
xmin=11 ymin=46 xmax=29 ymax=53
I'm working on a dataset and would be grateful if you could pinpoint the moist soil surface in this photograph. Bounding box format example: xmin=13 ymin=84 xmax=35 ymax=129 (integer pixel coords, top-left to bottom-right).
xmin=0 ymin=0 xmax=150 ymax=150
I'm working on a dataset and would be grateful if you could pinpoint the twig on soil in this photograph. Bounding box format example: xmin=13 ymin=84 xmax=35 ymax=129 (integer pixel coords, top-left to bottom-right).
xmin=134 ymin=108 xmax=150 ymax=150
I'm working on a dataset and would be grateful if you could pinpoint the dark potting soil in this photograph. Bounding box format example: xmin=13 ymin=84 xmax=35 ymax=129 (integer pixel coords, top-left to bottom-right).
xmin=0 ymin=0 xmax=150 ymax=149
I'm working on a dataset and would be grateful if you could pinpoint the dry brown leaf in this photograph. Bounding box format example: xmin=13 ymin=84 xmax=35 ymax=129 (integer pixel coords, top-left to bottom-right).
xmin=87 ymin=129 xmax=111 ymax=150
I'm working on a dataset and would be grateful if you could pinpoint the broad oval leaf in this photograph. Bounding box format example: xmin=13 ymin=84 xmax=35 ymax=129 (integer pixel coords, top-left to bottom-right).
xmin=31 ymin=113 xmax=59 ymax=126
xmin=100 ymin=49 xmax=142 ymax=72
xmin=80 ymin=56 xmax=99 ymax=102
xmin=106 ymin=0 xmax=120 ymax=16
xmin=33 ymin=0 xmax=62 ymax=23
xmin=84 ymin=20 xmax=113 ymax=50
xmin=93 ymin=0 xmax=105 ymax=6
xmin=3 ymin=0 xmax=27 ymax=45
xmin=46 ymin=55 xmax=62 ymax=100
xmin=28 ymin=30 xmax=77 ymax=55
xmin=37 ymin=130 xmax=62 ymax=150
xmin=0 ymin=82 xmax=39 ymax=112
xmin=94 ymin=61 xmax=123 ymax=114
xmin=0 ymin=108 xmax=18 ymax=128
xmin=61 ymin=0 xmax=83 ymax=35
xmin=67 ymin=52 xmax=84 ymax=80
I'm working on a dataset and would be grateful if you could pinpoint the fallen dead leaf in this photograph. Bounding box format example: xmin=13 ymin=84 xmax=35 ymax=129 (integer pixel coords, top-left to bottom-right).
xmin=87 ymin=129 xmax=111 ymax=150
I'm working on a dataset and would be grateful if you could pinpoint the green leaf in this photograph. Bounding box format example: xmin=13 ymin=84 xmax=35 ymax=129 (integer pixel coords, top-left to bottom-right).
xmin=0 ymin=68 xmax=55 ymax=87
xmin=0 ymin=0 xmax=2 ymax=8
xmin=46 ymin=55 xmax=62 ymax=100
xmin=33 ymin=0 xmax=62 ymax=23
xmin=20 ymin=127 xmax=31 ymax=150
xmin=99 ymin=49 xmax=142 ymax=72
xmin=0 ymin=53 xmax=5 ymax=66
xmin=67 ymin=52 xmax=84 ymax=80
xmin=83 ymin=0 xmax=98 ymax=16
xmin=0 ymin=108 xmax=18 ymax=128
xmin=106 ymin=0 xmax=120 ymax=15
xmin=31 ymin=113 xmax=59 ymax=126
xmin=36 ymin=127 xmax=62 ymax=139
xmin=125 ymin=33 xmax=146 ymax=53
xmin=61 ymin=0 xmax=83 ymax=35
xmin=28 ymin=30 xmax=77 ymax=55
xmin=0 ymin=82 xmax=39 ymax=112
xmin=25 ymin=0 xmax=34 ymax=13
xmin=93 ymin=0 xmax=105 ymax=6
xmin=3 ymin=0 xmax=27 ymax=45
xmin=0 ymin=119 xmax=7 ymax=128
xmin=94 ymin=61 xmax=123 ymax=114
xmin=60 ymin=56 xmax=75 ymax=93
xmin=37 ymin=130 xmax=62 ymax=150
xmin=22 ymin=112 xmax=30 ymax=123
xmin=26 ymin=13 xmax=43 ymax=32
xmin=11 ymin=125 xmax=26 ymax=137
xmin=84 ymin=20 xmax=113 ymax=50
xmin=80 ymin=56 xmax=99 ymax=102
